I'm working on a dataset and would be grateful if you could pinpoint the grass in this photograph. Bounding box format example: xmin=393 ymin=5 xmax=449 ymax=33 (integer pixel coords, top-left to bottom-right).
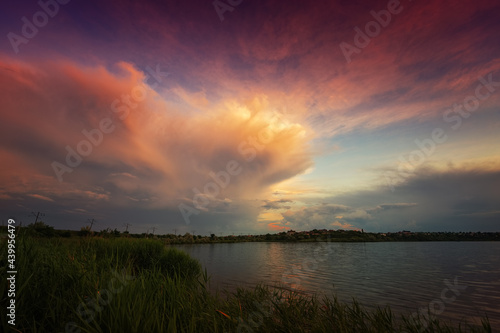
xmin=0 ymin=235 xmax=493 ymax=332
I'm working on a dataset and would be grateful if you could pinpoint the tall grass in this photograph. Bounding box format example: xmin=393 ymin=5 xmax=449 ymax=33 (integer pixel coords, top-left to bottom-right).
xmin=0 ymin=236 xmax=492 ymax=332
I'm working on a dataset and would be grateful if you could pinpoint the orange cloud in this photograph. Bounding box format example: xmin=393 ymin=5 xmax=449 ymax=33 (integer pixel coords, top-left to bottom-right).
xmin=27 ymin=194 xmax=54 ymax=202
xmin=0 ymin=57 xmax=313 ymax=211
xmin=267 ymin=222 xmax=290 ymax=232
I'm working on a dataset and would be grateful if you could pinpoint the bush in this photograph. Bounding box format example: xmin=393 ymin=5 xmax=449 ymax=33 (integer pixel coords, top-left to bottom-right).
xmin=156 ymin=247 xmax=202 ymax=279
xmin=26 ymin=221 xmax=56 ymax=237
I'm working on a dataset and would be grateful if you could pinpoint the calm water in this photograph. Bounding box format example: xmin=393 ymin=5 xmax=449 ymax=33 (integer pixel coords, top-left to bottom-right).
xmin=173 ymin=241 xmax=500 ymax=328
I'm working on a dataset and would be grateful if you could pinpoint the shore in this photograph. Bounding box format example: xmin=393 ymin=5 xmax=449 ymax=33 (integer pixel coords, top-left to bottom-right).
xmin=0 ymin=235 xmax=493 ymax=332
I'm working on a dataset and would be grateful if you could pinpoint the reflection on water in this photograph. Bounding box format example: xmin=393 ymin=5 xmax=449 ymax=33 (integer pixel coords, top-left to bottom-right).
xmin=173 ymin=241 xmax=500 ymax=327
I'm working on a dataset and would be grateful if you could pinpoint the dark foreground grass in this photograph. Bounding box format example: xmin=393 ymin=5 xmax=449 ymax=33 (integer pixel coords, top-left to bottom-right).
xmin=0 ymin=236 xmax=492 ymax=333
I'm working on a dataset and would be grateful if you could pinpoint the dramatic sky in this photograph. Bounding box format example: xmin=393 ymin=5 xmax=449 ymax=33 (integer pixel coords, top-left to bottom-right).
xmin=1 ymin=0 xmax=499 ymax=235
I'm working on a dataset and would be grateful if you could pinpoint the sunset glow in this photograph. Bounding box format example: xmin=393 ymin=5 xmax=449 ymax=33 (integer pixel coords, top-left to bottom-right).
xmin=1 ymin=0 xmax=499 ymax=235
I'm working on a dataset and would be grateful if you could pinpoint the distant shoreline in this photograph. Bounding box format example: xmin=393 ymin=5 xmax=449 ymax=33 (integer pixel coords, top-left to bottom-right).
xmin=1 ymin=224 xmax=498 ymax=243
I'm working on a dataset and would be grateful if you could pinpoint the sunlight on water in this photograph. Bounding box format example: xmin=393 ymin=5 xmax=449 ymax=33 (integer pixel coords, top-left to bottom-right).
xmin=174 ymin=242 xmax=500 ymax=327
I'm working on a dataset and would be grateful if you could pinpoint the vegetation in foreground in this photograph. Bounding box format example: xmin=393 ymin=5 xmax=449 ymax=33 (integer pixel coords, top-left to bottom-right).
xmin=0 ymin=235 xmax=493 ymax=333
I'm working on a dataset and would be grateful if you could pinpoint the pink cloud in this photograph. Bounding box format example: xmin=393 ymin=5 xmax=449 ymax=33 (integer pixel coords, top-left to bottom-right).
xmin=0 ymin=57 xmax=313 ymax=210
xmin=27 ymin=194 xmax=54 ymax=202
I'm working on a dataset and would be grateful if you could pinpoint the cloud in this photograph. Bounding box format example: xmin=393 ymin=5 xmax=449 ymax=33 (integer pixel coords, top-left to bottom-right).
xmin=371 ymin=203 xmax=418 ymax=212
xmin=0 ymin=57 xmax=313 ymax=216
xmin=279 ymin=203 xmax=365 ymax=231
xmin=1 ymin=0 xmax=499 ymax=235
xmin=261 ymin=199 xmax=293 ymax=210
xmin=33 ymin=0 xmax=499 ymax=141
xmin=27 ymin=194 xmax=54 ymax=202
xmin=313 ymin=164 xmax=500 ymax=232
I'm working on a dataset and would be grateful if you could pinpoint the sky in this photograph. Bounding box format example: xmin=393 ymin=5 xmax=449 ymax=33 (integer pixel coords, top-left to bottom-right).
xmin=0 ymin=0 xmax=499 ymax=235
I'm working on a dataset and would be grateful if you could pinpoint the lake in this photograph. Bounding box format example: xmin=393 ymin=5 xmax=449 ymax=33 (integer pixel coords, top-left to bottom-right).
xmin=173 ymin=241 xmax=500 ymax=328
